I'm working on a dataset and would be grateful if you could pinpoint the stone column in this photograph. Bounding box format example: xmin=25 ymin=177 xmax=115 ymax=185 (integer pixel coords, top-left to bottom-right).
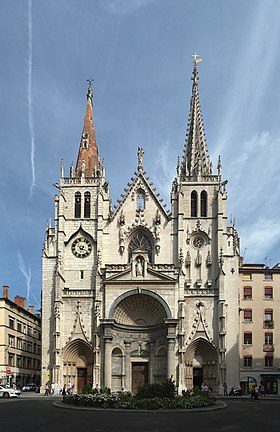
xmin=167 ymin=338 xmax=175 ymax=380
xmin=124 ymin=341 xmax=131 ymax=391
xmin=104 ymin=337 xmax=112 ymax=388
xmin=149 ymin=342 xmax=155 ymax=384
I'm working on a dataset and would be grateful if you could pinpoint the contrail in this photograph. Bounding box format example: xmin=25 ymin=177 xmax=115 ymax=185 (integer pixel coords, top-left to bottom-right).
xmin=27 ymin=0 xmax=35 ymax=199
xmin=18 ymin=252 xmax=32 ymax=305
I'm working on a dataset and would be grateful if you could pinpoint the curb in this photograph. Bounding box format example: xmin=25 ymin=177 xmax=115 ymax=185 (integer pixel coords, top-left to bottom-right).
xmin=53 ymin=400 xmax=227 ymax=413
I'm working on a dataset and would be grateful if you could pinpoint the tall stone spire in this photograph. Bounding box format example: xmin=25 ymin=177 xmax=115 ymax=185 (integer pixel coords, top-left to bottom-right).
xmin=75 ymin=80 xmax=100 ymax=177
xmin=181 ymin=54 xmax=211 ymax=177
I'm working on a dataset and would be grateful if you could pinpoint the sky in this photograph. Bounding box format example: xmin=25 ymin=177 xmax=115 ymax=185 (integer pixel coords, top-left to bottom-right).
xmin=1 ymin=0 xmax=280 ymax=311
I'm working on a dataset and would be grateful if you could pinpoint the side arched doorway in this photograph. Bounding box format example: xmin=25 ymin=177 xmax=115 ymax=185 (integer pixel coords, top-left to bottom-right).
xmin=63 ymin=339 xmax=93 ymax=393
xmin=185 ymin=338 xmax=218 ymax=391
xmin=102 ymin=289 xmax=175 ymax=393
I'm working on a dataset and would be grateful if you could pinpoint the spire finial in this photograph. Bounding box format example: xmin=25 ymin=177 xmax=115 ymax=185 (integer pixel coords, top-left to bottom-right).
xmin=137 ymin=146 xmax=144 ymax=170
xmin=86 ymin=77 xmax=94 ymax=101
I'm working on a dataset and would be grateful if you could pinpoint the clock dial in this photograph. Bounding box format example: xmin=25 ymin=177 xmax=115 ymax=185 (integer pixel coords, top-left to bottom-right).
xmin=71 ymin=237 xmax=92 ymax=258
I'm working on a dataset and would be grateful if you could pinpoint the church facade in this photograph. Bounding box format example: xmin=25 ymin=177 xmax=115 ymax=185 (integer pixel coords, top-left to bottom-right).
xmin=41 ymin=59 xmax=240 ymax=394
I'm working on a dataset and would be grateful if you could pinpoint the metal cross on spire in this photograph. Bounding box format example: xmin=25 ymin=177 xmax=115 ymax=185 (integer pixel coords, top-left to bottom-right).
xmin=87 ymin=77 xmax=94 ymax=90
xmin=192 ymin=52 xmax=203 ymax=64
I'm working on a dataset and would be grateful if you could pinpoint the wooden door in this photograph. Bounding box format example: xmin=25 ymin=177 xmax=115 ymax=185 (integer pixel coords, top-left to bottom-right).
xmin=77 ymin=368 xmax=87 ymax=393
xmin=132 ymin=362 xmax=148 ymax=393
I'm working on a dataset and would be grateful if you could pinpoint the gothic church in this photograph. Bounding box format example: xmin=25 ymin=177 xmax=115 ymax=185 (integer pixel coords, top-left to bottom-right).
xmin=42 ymin=59 xmax=240 ymax=394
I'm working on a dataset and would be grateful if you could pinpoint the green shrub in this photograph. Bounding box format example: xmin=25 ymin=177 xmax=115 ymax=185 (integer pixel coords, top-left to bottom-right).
xmin=136 ymin=378 xmax=176 ymax=399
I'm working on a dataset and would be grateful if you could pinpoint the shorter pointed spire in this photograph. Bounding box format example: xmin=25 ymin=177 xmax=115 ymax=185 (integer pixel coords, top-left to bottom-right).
xmin=75 ymin=80 xmax=100 ymax=177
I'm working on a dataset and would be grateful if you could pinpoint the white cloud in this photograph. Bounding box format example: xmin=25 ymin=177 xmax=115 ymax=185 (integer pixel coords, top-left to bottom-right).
xmin=239 ymin=217 xmax=280 ymax=263
xmin=18 ymin=252 xmax=31 ymax=304
xmin=213 ymin=2 xmax=280 ymax=160
xmin=153 ymin=141 xmax=175 ymax=206
xmin=100 ymin=0 xmax=156 ymax=16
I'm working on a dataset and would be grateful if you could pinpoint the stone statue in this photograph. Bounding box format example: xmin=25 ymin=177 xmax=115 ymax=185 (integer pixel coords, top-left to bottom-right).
xmin=135 ymin=257 xmax=144 ymax=276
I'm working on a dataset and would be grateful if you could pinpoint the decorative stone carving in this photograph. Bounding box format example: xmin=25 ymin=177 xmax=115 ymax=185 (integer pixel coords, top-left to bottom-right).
xmin=185 ymin=251 xmax=191 ymax=268
xmin=195 ymin=250 xmax=202 ymax=267
xmin=137 ymin=146 xmax=144 ymax=169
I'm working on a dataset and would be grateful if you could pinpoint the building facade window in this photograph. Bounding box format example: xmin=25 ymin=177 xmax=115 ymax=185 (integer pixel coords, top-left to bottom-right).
xmin=8 ymin=335 xmax=15 ymax=347
xmin=244 ymin=356 xmax=252 ymax=367
xmin=8 ymin=353 xmax=15 ymax=367
xmin=84 ymin=191 xmax=91 ymax=218
xmin=265 ymin=332 xmax=273 ymax=345
xmin=243 ymin=286 xmax=252 ymax=300
xmin=264 ymin=286 xmax=273 ymax=299
xmin=244 ymin=309 xmax=252 ymax=322
xmin=9 ymin=317 xmax=14 ymax=329
xmin=17 ymin=322 xmax=22 ymax=332
xmin=74 ymin=192 xmax=81 ymax=218
xmin=265 ymin=355 xmax=273 ymax=367
xmin=191 ymin=191 xmax=198 ymax=217
xmin=200 ymin=191 xmax=207 ymax=217
xmin=264 ymin=309 xmax=273 ymax=321
xmin=244 ymin=332 xmax=252 ymax=345
xmin=264 ymin=273 xmax=273 ymax=280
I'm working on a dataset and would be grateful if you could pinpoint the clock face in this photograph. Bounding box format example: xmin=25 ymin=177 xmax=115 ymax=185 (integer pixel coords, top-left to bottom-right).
xmin=71 ymin=237 xmax=92 ymax=258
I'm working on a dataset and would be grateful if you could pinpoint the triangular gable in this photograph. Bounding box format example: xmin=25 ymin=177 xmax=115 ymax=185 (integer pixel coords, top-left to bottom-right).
xmin=111 ymin=169 xmax=171 ymax=222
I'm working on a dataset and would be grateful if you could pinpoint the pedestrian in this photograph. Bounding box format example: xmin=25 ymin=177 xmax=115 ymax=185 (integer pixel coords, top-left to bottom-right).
xmin=44 ymin=382 xmax=49 ymax=396
xmin=51 ymin=382 xmax=55 ymax=396
xmin=67 ymin=380 xmax=72 ymax=395
xmin=254 ymin=384 xmax=259 ymax=400
xmin=62 ymin=384 xmax=67 ymax=402
xmin=223 ymin=382 xmax=228 ymax=396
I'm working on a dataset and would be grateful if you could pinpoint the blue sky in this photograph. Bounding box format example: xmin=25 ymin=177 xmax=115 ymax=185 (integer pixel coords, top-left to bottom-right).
xmin=1 ymin=0 xmax=280 ymax=310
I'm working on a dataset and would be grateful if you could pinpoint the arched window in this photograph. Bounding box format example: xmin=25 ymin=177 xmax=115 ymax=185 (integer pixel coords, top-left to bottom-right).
xmin=74 ymin=192 xmax=81 ymax=218
xmin=191 ymin=191 xmax=198 ymax=217
xmin=201 ymin=191 xmax=207 ymax=217
xmin=137 ymin=189 xmax=145 ymax=210
xmin=128 ymin=230 xmax=152 ymax=262
xmin=84 ymin=192 xmax=91 ymax=218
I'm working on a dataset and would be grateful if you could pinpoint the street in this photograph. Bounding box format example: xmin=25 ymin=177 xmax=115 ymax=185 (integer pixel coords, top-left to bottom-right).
xmin=0 ymin=395 xmax=279 ymax=432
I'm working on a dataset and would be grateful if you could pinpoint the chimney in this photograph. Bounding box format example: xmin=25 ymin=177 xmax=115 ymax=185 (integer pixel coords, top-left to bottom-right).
xmin=28 ymin=304 xmax=34 ymax=314
xmin=2 ymin=285 xmax=9 ymax=299
xmin=14 ymin=295 xmax=26 ymax=309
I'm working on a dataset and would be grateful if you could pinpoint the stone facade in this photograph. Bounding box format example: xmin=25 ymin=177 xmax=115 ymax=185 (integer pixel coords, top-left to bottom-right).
xmin=41 ymin=59 xmax=240 ymax=394
xmin=239 ymin=263 xmax=280 ymax=395
xmin=0 ymin=286 xmax=41 ymax=387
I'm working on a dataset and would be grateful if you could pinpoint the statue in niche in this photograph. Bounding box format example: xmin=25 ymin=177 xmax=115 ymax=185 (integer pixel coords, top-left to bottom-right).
xmin=195 ymin=250 xmax=202 ymax=267
xmin=185 ymin=251 xmax=191 ymax=268
xmin=154 ymin=224 xmax=160 ymax=240
xmin=135 ymin=257 xmax=144 ymax=276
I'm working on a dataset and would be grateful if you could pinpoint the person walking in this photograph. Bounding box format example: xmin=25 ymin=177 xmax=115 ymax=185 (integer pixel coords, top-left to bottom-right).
xmin=62 ymin=384 xmax=67 ymax=402
xmin=223 ymin=382 xmax=228 ymax=396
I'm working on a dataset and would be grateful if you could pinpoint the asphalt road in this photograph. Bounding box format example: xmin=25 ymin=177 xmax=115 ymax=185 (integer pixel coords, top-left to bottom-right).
xmin=0 ymin=395 xmax=279 ymax=432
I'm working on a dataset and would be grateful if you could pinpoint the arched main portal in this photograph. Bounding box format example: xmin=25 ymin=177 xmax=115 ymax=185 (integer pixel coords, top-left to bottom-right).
xmin=103 ymin=289 xmax=174 ymax=392
xmin=63 ymin=339 xmax=93 ymax=393
xmin=185 ymin=338 xmax=218 ymax=391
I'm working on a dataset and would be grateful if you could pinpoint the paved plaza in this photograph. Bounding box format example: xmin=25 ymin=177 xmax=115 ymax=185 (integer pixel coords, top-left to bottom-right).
xmin=0 ymin=394 xmax=280 ymax=432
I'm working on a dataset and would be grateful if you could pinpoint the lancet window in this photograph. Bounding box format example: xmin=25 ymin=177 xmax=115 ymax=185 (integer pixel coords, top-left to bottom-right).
xmin=191 ymin=191 xmax=198 ymax=217
xmin=74 ymin=192 xmax=81 ymax=218
xmin=200 ymin=191 xmax=207 ymax=217
xmin=84 ymin=191 xmax=91 ymax=218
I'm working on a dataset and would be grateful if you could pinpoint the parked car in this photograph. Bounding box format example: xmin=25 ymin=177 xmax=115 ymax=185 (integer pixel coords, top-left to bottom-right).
xmin=3 ymin=384 xmax=21 ymax=396
xmin=22 ymin=383 xmax=37 ymax=392
xmin=0 ymin=385 xmax=17 ymax=398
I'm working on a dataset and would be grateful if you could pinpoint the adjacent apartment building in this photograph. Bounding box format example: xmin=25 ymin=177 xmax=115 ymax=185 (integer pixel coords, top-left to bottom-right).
xmin=0 ymin=285 xmax=41 ymax=387
xmin=239 ymin=263 xmax=280 ymax=395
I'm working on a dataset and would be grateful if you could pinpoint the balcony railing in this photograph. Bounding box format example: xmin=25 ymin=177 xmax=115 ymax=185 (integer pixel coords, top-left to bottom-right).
xmin=263 ymin=344 xmax=274 ymax=352
xmin=263 ymin=320 xmax=274 ymax=329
